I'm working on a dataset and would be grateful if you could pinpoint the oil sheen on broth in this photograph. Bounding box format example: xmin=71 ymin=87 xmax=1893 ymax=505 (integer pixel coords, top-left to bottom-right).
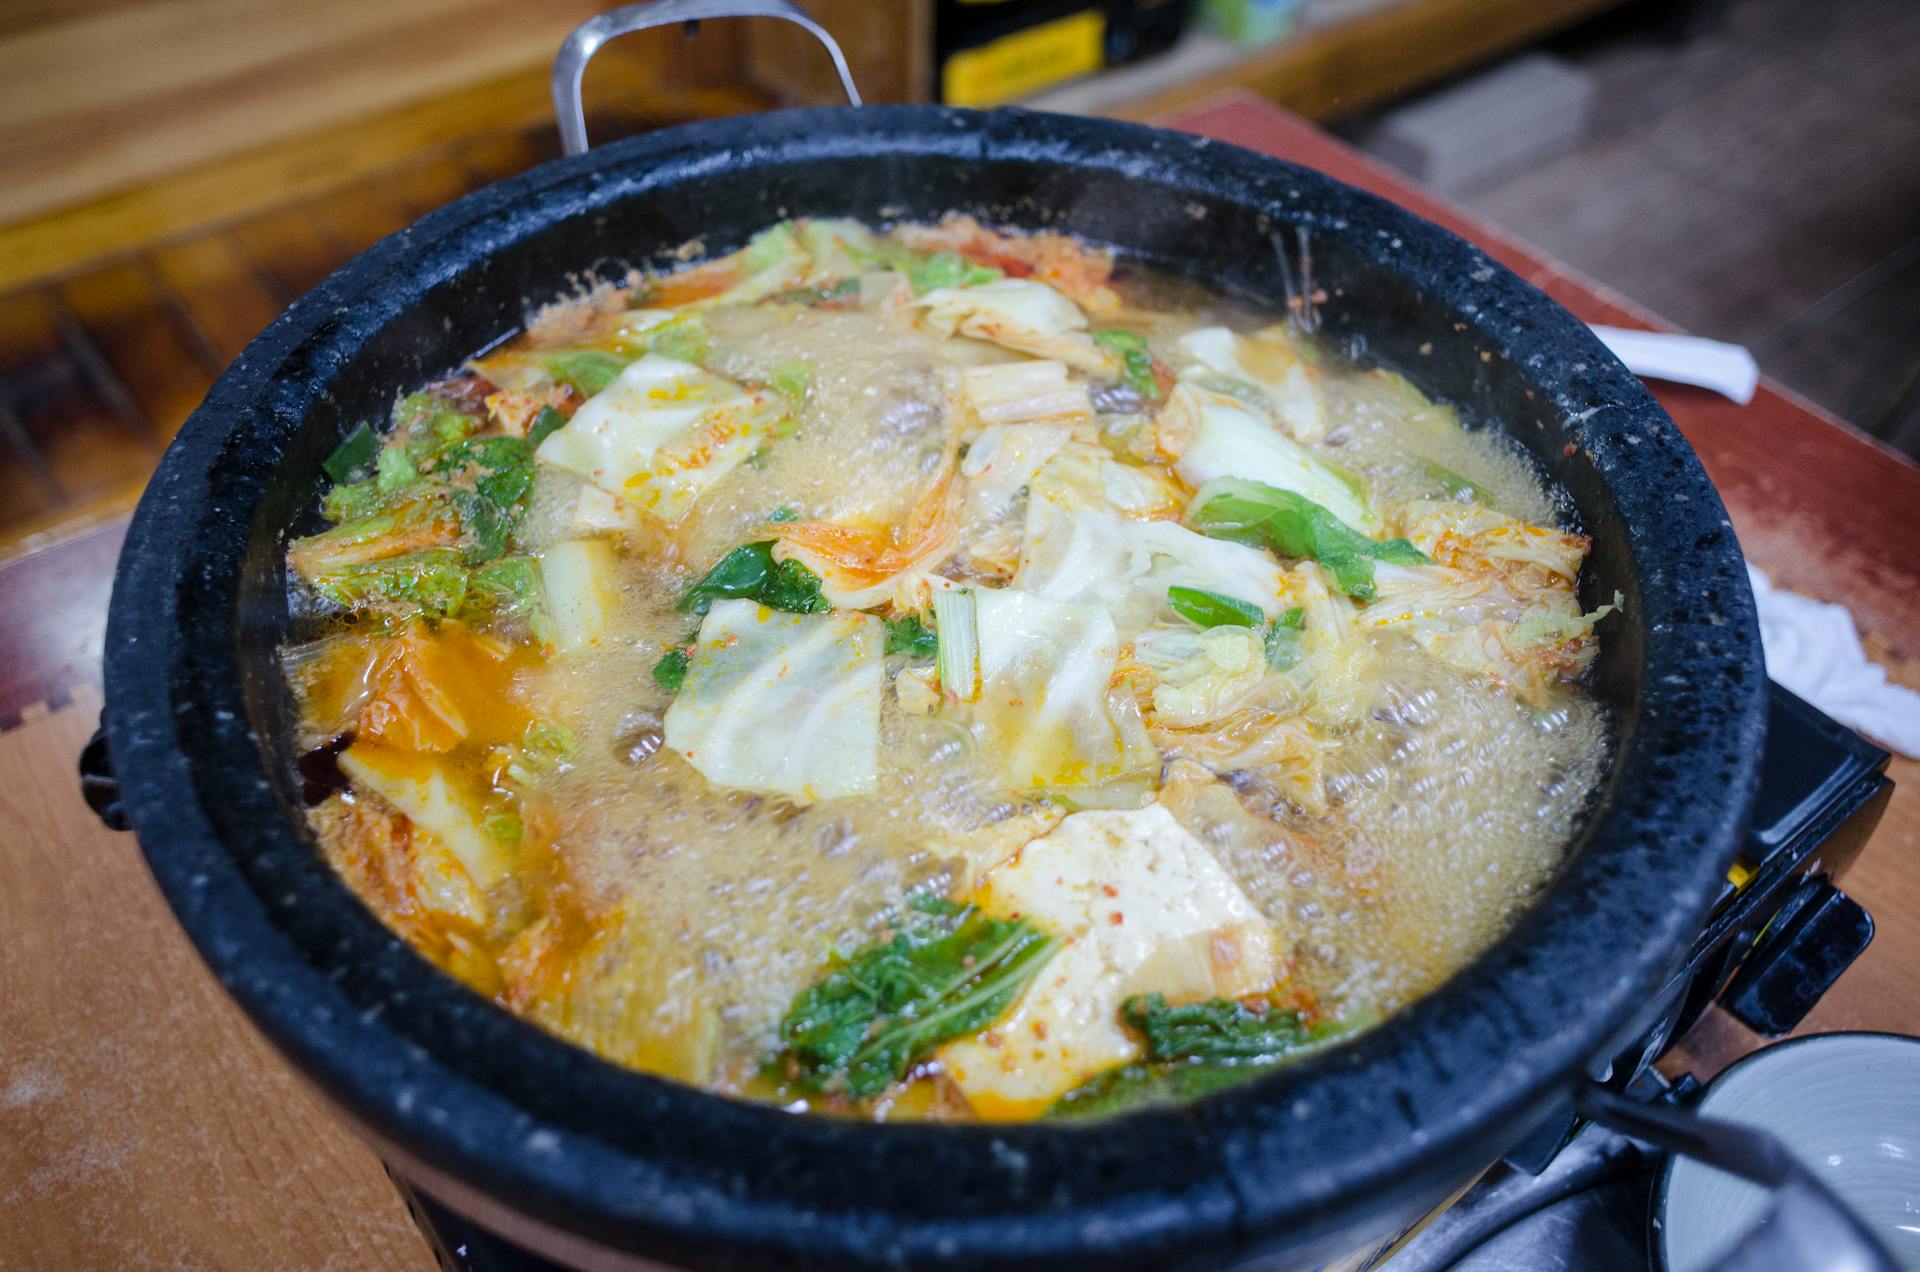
xmin=282 ymin=216 xmax=1613 ymax=1121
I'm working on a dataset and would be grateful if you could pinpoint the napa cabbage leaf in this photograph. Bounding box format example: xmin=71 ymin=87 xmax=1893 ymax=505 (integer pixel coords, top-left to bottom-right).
xmin=1161 ymin=385 xmax=1376 ymax=534
xmin=535 ymin=355 xmax=778 ymax=524
xmin=663 ymin=600 xmax=883 ymax=804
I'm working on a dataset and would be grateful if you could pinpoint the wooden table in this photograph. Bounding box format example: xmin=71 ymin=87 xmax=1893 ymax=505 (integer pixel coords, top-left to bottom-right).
xmin=2 ymin=93 xmax=1915 ymax=1268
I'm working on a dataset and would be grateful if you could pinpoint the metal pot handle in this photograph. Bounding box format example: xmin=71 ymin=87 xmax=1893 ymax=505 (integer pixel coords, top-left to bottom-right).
xmin=552 ymin=0 xmax=862 ymax=156
xmin=1576 ymin=1083 xmax=1896 ymax=1271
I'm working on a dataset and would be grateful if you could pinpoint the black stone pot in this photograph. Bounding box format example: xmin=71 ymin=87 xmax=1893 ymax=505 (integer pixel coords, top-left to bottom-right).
xmin=101 ymin=107 xmax=1765 ymax=1272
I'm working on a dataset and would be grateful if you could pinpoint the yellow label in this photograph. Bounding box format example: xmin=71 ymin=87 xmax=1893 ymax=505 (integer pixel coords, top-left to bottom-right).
xmin=941 ymin=10 xmax=1107 ymax=109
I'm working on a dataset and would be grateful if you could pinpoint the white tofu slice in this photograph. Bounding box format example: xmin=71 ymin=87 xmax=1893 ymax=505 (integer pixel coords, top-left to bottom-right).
xmin=663 ymin=600 xmax=882 ymax=804
xmin=541 ymin=538 xmax=621 ymax=653
xmin=534 ymin=354 xmax=774 ymax=523
xmin=936 ymin=804 xmax=1278 ymax=1119
xmin=339 ymin=743 xmax=509 ymax=896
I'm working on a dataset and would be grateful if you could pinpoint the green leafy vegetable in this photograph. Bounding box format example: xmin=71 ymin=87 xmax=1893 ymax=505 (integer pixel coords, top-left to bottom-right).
xmin=463 ymin=555 xmax=550 ymax=641
xmin=647 ymin=315 xmax=711 ymax=365
xmin=543 ymin=349 xmax=628 ymax=397
xmin=1167 ymin=585 xmax=1263 ymax=629
xmin=1093 ymin=328 xmax=1160 ymax=401
xmin=375 ymin=446 xmax=417 ymax=494
xmin=527 ymin=406 xmax=568 ymax=447
xmin=307 ymin=547 xmax=471 ymax=617
xmin=1187 ymin=477 xmax=1428 ymax=601
xmin=907 ymin=250 xmax=1002 ymax=294
xmin=322 ymin=424 xmax=380 ymax=484
xmin=1121 ymin=993 xmax=1318 ymax=1063
xmin=762 ymin=558 xmax=831 ymax=614
xmin=1047 ymin=1056 xmax=1274 ymax=1117
xmin=883 ymin=613 xmax=939 ymax=659
xmin=653 ymin=646 xmax=691 ymax=693
xmin=677 ymin=542 xmax=831 ymax=616
xmin=742 ymin=220 xmax=801 ymax=272
xmin=775 ymin=899 xmax=1057 ymax=1099
xmin=449 ymin=491 xmax=509 ymax=562
xmin=1418 ymin=459 xmax=1493 ymax=503
xmin=680 ymin=543 xmax=776 ymax=614
xmin=769 ymin=360 xmax=812 ymax=406
xmin=1263 ymin=607 xmax=1306 ymax=671
xmin=1048 ymin=993 xmax=1363 ymax=1118
xmin=431 ymin=435 xmax=536 ymax=510
xmin=321 ymin=478 xmax=384 ymax=523
xmin=394 ymin=393 xmax=480 ymax=466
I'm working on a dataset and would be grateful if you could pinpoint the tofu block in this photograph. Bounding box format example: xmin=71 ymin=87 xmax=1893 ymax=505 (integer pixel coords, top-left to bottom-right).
xmin=937 ymin=804 xmax=1278 ymax=1119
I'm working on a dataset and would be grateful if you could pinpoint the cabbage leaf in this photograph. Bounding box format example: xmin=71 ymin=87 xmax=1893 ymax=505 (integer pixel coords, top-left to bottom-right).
xmin=535 ymin=355 xmax=778 ymax=524
xmin=1015 ymin=504 xmax=1284 ymax=636
xmin=663 ymin=600 xmax=883 ymax=803
xmin=1173 ymin=326 xmax=1325 ymax=442
xmin=1161 ymin=385 xmax=1376 ymax=533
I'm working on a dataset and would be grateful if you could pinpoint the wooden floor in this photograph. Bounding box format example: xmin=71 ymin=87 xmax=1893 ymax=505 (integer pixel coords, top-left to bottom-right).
xmin=0 ymin=125 xmax=566 ymax=559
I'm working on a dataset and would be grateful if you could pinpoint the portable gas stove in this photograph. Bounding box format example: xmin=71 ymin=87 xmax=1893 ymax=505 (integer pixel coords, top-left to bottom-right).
xmin=393 ymin=680 xmax=1894 ymax=1272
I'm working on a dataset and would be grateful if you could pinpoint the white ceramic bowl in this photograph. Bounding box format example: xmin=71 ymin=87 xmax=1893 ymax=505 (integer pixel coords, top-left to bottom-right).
xmin=1659 ymin=1033 xmax=1920 ymax=1271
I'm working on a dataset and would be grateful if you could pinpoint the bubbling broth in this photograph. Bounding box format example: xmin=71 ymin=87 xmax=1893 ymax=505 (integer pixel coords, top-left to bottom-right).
xmin=283 ymin=216 xmax=1613 ymax=1120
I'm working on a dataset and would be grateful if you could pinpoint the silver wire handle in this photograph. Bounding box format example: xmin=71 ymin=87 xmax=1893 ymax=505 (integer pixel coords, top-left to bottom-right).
xmin=552 ymin=0 xmax=863 ymax=156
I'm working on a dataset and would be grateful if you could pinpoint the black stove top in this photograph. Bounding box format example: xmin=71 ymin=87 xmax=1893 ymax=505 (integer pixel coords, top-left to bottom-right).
xmin=396 ymin=680 xmax=1893 ymax=1272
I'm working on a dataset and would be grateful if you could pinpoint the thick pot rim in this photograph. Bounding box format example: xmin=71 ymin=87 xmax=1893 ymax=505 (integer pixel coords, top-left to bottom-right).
xmin=103 ymin=105 xmax=1766 ymax=1271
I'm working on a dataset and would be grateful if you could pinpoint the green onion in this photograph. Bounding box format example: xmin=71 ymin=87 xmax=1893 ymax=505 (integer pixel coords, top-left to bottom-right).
xmin=1167 ymin=585 xmax=1264 ymax=629
xmin=932 ymin=589 xmax=979 ymax=699
xmin=322 ymin=423 xmax=379 ymax=484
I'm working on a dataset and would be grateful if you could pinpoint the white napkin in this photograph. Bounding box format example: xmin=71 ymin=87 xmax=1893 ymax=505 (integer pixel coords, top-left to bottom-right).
xmin=1748 ymin=564 xmax=1920 ymax=758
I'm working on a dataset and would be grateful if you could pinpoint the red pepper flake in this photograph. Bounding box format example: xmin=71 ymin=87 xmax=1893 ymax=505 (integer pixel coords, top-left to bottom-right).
xmin=1109 ymin=912 xmax=1124 ymax=926
xmin=1100 ymin=884 xmax=1118 ymax=898
xmin=1561 ymin=442 xmax=1578 ymax=457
